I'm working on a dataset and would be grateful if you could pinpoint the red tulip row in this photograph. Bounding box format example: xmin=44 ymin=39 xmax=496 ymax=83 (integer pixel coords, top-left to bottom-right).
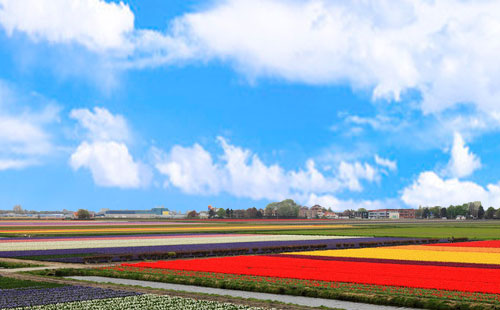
xmin=125 ymin=255 xmax=500 ymax=294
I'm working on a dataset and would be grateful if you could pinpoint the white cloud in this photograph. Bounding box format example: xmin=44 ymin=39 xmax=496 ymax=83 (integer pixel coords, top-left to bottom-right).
xmin=5 ymin=0 xmax=500 ymax=117
xmin=338 ymin=161 xmax=378 ymax=191
xmin=70 ymin=107 xmax=129 ymax=142
xmin=141 ymin=0 xmax=500 ymax=117
xmin=375 ymin=155 xmax=397 ymax=171
xmin=0 ymin=159 xmax=33 ymax=170
xmin=155 ymin=143 xmax=221 ymax=195
xmin=306 ymin=193 xmax=402 ymax=212
xmin=401 ymin=171 xmax=500 ymax=208
xmin=155 ymin=137 xmax=391 ymax=203
xmin=69 ymin=107 xmax=148 ymax=188
xmin=0 ymin=81 xmax=58 ymax=170
xmin=0 ymin=0 xmax=134 ymax=52
xmin=444 ymin=132 xmax=481 ymax=178
xmin=70 ymin=141 xmax=142 ymax=188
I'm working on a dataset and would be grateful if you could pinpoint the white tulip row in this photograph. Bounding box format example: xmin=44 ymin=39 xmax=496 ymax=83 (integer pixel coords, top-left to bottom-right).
xmin=6 ymin=294 xmax=274 ymax=310
xmin=0 ymin=235 xmax=357 ymax=252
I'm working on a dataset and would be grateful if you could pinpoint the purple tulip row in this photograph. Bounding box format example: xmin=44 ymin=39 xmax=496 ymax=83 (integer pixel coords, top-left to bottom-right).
xmin=0 ymin=237 xmax=422 ymax=263
xmin=0 ymin=285 xmax=140 ymax=308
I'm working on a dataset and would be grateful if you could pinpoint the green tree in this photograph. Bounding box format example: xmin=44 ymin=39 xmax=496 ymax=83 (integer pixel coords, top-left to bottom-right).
xmin=216 ymin=208 xmax=226 ymax=218
xmin=76 ymin=209 xmax=91 ymax=220
xmin=478 ymin=206 xmax=485 ymax=219
xmin=208 ymin=209 xmax=216 ymax=218
xmin=485 ymin=207 xmax=496 ymax=219
xmin=245 ymin=207 xmax=258 ymax=218
xmin=422 ymin=207 xmax=430 ymax=219
xmin=440 ymin=207 xmax=447 ymax=219
xmin=455 ymin=204 xmax=468 ymax=217
xmin=187 ymin=211 xmax=198 ymax=218
xmin=265 ymin=199 xmax=301 ymax=218
xmin=276 ymin=199 xmax=301 ymax=218
xmin=430 ymin=206 xmax=441 ymax=218
xmin=415 ymin=207 xmax=423 ymax=219
xmin=495 ymin=209 xmax=500 ymax=219
xmin=447 ymin=205 xmax=456 ymax=219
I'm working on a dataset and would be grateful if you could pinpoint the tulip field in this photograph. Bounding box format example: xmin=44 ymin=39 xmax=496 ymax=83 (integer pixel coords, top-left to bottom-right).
xmin=1 ymin=219 xmax=500 ymax=309
xmin=0 ymin=277 xmax=267 ymax=310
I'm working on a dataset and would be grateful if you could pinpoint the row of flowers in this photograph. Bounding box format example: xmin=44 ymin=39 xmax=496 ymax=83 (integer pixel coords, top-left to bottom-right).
xmin=124 ymin=254 xmax=500 ymax=294
xmin=0 ymin=224 xmax=349 ymax=235
xmin=0 ymin=234 xmax=348 ymax=252
xmin=0 ymin=237 xmax=410 ymax=262
xmin=4 ymin=294 xmax=270 ymax=310
xmin=100 ymin=265 xmax=500 ymax=304
xmin=0 ymin=286 xmax=139 ymax=309
xmin=288 ymin=245 xmax=500 ymax=265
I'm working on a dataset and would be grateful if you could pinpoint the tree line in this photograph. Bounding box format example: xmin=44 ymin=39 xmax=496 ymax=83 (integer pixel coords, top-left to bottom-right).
xmin=416 ymin=204 xmax=500 ymax=219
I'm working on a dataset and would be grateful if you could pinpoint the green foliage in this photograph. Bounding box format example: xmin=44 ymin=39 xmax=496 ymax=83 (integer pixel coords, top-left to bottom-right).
xmin=216 ymin=208 xmax=226 ymax=218
xmin=485 ymin=207 xmax=496 ymax=219
xmin=439 ymin=208 xmax=447 ymax=218
xmin=0 ymin=276 xmax=63 ymax=289
xmin=478 ymin=206 xmax=485 ymax=219
xmin=265 ymin=199 xmax=301 ymax=218
xmin=76 ymin=209 xmax=91 ymax=220
xmin=0 ymin=261 xmax=42 ymax=269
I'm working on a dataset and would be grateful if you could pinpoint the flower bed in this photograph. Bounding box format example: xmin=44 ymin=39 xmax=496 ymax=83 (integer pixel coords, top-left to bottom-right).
xmin=0 ymin=224 xmax=349 ymax=235
xmin=97 ymin=265 xmax=500 ymax=305
xmin=5 ymin=294 xmax=269 ymax=310
xmin=288 ymin=247 xmax=500 ymax=265
xmin=124 ymin=255 xmax=500 ymax=294
xmin=0 ymin=237 xmax=430 ymax=263
xmin=0 ymin=234 xmax=350 ymax=252
xmin=0 ymin=286 xmax=139 ymax=308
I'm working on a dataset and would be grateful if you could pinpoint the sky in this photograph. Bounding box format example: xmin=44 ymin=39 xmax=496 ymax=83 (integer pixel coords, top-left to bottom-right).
xmin=1 ymin=0 xmax=500 ymax=212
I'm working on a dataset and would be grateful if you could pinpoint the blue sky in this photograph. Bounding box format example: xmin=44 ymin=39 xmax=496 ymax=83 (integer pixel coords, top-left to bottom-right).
xmin=1 ymin=0 xmax=500 ymax=212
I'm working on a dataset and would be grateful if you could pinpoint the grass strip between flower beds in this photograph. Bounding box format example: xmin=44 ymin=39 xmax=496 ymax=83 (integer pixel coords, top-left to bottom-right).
xmin=32 ymin=266 xmax=500 ymax=310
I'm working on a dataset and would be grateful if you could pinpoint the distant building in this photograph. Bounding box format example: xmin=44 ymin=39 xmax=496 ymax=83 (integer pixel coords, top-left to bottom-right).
xmin=323 ymin=211 xmax=338 ymax=219
xmin=368 ymin=209 xmax=415 ymax=219
xmin=388 ymin=212 xmax=400 ymax=219
xmin=103 ymin=207 xmax=171 ymax=218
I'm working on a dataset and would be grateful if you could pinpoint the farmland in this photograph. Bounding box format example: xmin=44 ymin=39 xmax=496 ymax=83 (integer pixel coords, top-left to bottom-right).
xmin=1 ymin=219 xmax=500 ymax=309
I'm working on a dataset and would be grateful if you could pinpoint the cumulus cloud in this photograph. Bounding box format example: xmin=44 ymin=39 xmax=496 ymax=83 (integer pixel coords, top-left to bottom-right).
xmin=154 ymin=137 xmax=392 ymax=205
xmin=306 ymin=193 xmax=402 ymax=211
xmin=444 ymin=132 xmax=481 ymax=178
xmin=69 ymin=107 xmax=149 ymax=188
xmin=375 ymin=155 xmax=397 ymax=171
xmin=70 ymin=141 xmax=144 ymax=188
xmin=401 ymin=171 xmax=500 ymax=208
xmin=70 ymin=107 xmax=130 ymax=142
xmin=0 ymin=81 xmax=59 ymax=170
xmin=4 ymin=0 xmax=500 ymax=118
xmin=0 ymin=0 xmax=134 ymax=52
xmin=0 ymin=159 xmax=34 ymax=171
xmin=338 ymin=161 xmax=378 ymax=191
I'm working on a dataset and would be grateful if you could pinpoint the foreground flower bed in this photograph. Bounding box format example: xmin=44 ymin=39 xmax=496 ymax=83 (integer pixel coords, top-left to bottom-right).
xmin=42 ymin=265 xmax=500 ymax=310
xmin=0 ymin=286 xmax=139 ymax=309
xmin=4 ymin=294 xmax=269 ymax=310
xmin=124 ymin=255 xmax=500 ymax=294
